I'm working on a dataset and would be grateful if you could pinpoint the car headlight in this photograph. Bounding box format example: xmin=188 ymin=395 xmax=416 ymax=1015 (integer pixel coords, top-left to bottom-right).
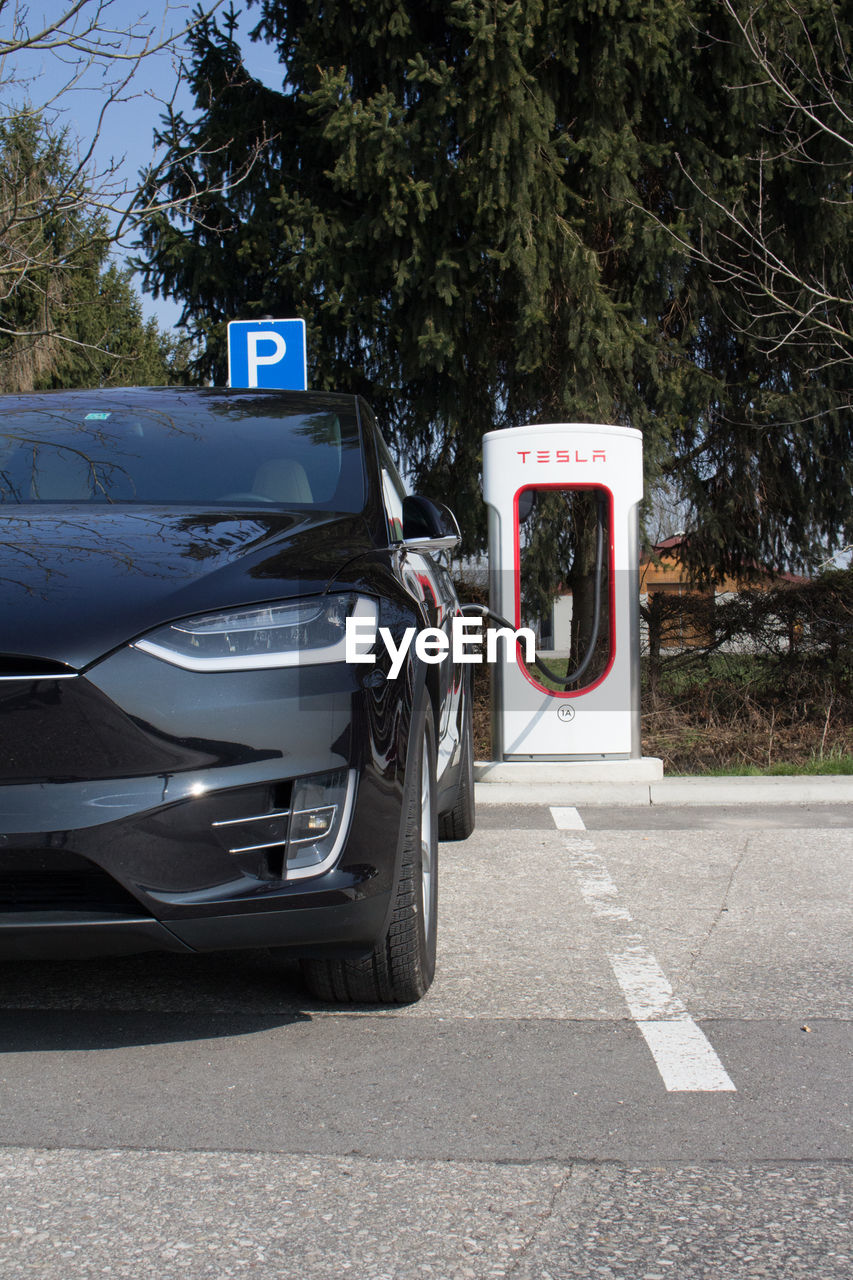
xmin=134 ymin=594 xmax=377 ymax=672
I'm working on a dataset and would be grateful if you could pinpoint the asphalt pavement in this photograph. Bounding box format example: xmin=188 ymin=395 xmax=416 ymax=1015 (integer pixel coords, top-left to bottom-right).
xmin=0 ymin=793 xmax=850 ymax=1278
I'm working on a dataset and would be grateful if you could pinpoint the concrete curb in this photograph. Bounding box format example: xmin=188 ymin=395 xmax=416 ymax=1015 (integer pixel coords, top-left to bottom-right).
xmin=475 ymin=758 xmax=663 ymax=783
xmin=474 ymin=772 xmax=853 ymax=806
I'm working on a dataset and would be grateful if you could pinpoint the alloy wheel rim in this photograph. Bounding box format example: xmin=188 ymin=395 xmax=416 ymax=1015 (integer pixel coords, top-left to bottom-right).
xmin=420 ymin=741 xmax=433 ymax=936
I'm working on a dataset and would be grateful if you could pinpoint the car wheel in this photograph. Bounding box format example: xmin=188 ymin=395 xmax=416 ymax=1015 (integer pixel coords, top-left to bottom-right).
xmin=302 ymin=699 xmax=438 ymax=1004
xmin=438 ymin=688 xmax=475 ymax=841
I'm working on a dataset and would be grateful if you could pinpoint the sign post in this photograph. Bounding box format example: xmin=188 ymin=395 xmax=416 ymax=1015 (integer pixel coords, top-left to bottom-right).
xmin=227 ymin=319 xmax=307 ymax=390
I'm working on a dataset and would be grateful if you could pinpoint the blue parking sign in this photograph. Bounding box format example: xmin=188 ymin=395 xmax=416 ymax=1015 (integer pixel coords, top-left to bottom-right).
xmin=227 ymin=318 xmax=307 ymax=390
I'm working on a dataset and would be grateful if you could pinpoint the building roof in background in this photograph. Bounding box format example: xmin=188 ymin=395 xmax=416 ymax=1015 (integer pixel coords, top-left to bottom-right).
xmin=642 ymin=534 xmax=805 ymax=584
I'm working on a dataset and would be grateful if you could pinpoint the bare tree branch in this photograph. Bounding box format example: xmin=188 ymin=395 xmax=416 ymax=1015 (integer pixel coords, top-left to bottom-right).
xmin=0 ymin=1 xmax=217 ymax=64
xmin=636 ymin=0 xmax=852 ymax=368
xmin=0 ymin=0 xmax=272 ymax=378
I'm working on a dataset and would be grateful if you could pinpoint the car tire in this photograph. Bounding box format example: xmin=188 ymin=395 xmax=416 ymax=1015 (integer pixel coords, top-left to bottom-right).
xmin=301 ymin=699 xmax=438 ymax=1004
xmin=438 ymin=688 xmax=475 ymax=841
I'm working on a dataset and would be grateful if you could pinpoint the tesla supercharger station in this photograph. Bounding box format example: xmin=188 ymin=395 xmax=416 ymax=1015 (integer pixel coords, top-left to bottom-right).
xmin=483 ymin=422 xmax=643 ymax=761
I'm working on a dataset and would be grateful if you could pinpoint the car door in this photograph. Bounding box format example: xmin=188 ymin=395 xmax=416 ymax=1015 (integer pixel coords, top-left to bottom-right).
xmin=373 ymin=426 xmax=461 ymax=781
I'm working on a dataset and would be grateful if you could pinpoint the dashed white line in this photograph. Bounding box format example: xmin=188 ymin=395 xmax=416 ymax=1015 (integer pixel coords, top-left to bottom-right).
xmin=549 ymin=806 xmax=586 ymax=830
xmin=562 ymin=840 xmax=633 ymax=921
xmin=635 ymin=1019 xmax=737 ymax=1092
xmin=609 ymin=946 xmax=736 ymax=1091
xmin=553 ymin=809 xmax=736 ymax=1093
xmin=608 ymin=946 xmax=685 ymax=1019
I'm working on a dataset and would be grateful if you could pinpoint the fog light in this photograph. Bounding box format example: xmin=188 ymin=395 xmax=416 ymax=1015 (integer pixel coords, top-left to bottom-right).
xmin=290 ymin=806 xmax=335 ymax=839
xmin=285 ymin=769 xmax=355 ymax=878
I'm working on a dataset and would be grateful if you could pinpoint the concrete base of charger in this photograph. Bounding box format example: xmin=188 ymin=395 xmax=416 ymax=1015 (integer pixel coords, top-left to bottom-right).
xmin=475 ymin=758 xmax=664 ymax=784
xmin=473 ymin=760 xmax=853 ymax=807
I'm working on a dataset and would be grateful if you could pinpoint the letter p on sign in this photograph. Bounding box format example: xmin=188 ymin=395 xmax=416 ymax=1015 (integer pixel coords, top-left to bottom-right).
xmin=227 ymin=318 xmax=307 ymax=390
xmin=247 ymin=331 xmax=286 ymax=386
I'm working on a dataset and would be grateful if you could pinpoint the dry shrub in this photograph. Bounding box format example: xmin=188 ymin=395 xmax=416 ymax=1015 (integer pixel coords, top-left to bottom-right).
xmin=641 ymin=570 xmax=853 ymax=772
xmin=465 ymin=569 xmax=853 ymax=771
xmin=642 ymin=661 xmax=851 ymax=773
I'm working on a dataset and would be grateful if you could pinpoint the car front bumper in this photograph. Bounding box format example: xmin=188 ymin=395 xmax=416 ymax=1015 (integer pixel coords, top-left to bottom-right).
xmin=0 ymin=647 xmax=408 ymax=960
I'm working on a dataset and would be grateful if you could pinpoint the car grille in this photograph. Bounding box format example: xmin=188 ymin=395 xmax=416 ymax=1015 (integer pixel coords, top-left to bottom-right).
xmin=212 ymin=809 xmax=291 ymax=855
xmin=0 ymin=851 xmax=149 ymax=915
xmin=208 ymin=782 xmax=293 ymax=876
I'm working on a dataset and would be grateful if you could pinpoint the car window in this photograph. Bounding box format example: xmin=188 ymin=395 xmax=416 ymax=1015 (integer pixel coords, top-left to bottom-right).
xmin=0 ymin=393 xmax=365 ymax=511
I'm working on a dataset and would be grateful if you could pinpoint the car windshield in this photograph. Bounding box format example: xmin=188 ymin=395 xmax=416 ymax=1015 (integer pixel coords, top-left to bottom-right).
xmin=0 ymin=392 xmax=365 ymax=510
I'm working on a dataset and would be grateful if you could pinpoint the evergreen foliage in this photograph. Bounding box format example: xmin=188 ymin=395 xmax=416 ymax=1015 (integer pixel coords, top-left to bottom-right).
xmin=139 ymin=0 xmax=852 ymax=576
xmin=0 ymin=113 xmax=190 ymax=392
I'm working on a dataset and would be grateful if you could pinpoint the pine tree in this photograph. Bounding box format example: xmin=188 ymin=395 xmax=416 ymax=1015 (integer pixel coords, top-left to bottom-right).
xmin=0 ymin=113 xmax=189 ymax=392
xmin=139 ymin=1 xmax=852 ymax=575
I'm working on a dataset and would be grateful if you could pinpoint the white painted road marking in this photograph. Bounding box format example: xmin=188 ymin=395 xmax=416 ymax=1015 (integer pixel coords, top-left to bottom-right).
xmin=609 ymin=946 xmax=736 ymax=1091
xmin=635 ymin=1019 xmax=737 ymax=1092
xmin=549 ymin=806 xmax=586 ymax=830
xmin=553 ymin=810 xmax=736 ymax=1092
xmin=563 ymin=840 xmax=633 ymax=921
xmin=609 ymin=947 xmax=686 ymax=1019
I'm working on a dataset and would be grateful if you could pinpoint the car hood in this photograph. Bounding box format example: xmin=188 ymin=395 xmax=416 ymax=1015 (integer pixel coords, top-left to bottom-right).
xmin=0 ymin=507 xmax=373 ymax=669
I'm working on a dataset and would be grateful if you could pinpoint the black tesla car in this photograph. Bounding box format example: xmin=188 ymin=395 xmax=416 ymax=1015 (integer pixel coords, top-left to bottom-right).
xmin=0 ymin=387 xmax=475 ymax=1003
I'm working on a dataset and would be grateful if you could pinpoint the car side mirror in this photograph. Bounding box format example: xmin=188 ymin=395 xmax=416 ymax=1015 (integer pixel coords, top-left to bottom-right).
xmin=402 ymin=495 xmax=461 ymax=552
